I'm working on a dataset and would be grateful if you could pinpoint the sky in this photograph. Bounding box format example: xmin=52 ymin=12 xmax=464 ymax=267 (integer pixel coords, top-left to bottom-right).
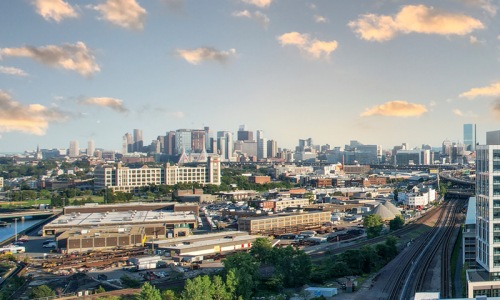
xmin=0 ymin=0 xmax=499 ymax=153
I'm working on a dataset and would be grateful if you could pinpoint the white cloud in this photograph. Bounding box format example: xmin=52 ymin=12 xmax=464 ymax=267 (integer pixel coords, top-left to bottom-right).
xmin=463 ymin=0 xmax=497 ymax=16
xmin=349 ymin=5 xmax=484 ymax=42
xmin=0 ymin=90 xmax=67 ymax=135
xmin=168 ymin=111 xmax=185 ymax=118
xmin=0 ymin=42 xmax=100 ymax=77
xmin=453 ymin=108 xmax=464 ymax=116
xmin=277 ymin=32 xmax=338 ymax=59
xmin=360 ymin=100 xmax=428 ymax=117
xmin=92 ymin=0 xmax=147 ymax=30
xmin=33 ymin=0 xmax=78 ymax=22
xmin=175 ymin=47 xmax=237 ymax=65
xmin=314 ymin=15 xmax=328 ymax=23
xmin=232 ymin=10 xmax=270 ymax=28
xmin=241 ymin=0 xmax=272 ymax=8
xmin=80 ymin=97 xmax=128 ymax=113
xmin=460 ymin=82 xmax=500 ymax=98
xmin=0 ymin=66 xmax=28 ymax=77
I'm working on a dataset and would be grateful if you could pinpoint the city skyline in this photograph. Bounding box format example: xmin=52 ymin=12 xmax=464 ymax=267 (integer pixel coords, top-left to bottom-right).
xmin=1 ymin=0 xmax=499 ymax=152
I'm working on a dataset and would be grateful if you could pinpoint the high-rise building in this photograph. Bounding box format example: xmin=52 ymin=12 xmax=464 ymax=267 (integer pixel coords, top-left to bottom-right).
xmin=87 ymin=140 xmax=95 ymax=157
xmin=217 ymin=131 xmax=234 ymax=161
xmin=256 ymin=130 xmax=267 ymax=160
xmin=267 ymin=139 xmax=277 ymax=158
xmin=69 ymin=140 xmax=79 ymax=158
xmin=468 ymin=130 xmax=500 ymax=296
xmin=191 ymin=130 xmax=206 ymax=153
xmin=122 ymin=133 xmax=133 ymax=154
xmin=133 ymin=129 xmax=143 ymax=152
xmin=165 ymin=131 xmax=176 ymax=155
xmin=237 ymin=125 xmax=254 ymax=141
xmin=175 ymin=129 xmax=192 ymax=154
xmin=464 ymin=124 xmax=477 ymax=151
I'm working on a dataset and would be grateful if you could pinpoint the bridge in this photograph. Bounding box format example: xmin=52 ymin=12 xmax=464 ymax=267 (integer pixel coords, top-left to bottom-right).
xmin=0 ymin=209 xmax=62 ymax=221
xmin=439 ymin=171 xmax=475 ymax=187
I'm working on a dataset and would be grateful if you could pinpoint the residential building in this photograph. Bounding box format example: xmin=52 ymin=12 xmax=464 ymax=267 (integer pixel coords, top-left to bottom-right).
xmin=69 ymin=140 xmax=79 ymax=158
xmin=87 ymin=140 xmax=95 ymax=157
xmin=94 ymin=157 xmax=221 ymax=192
xmin=467 ymin=131 xmax=500 ymax=297
xmin=122 ymin=133 xmax=133 ymax=154
xmin=165 ymin=131 xmax=176 ymax=155
xmin=463 ymin=197 xmax=476 ymax=268
xmin=267 ymin=139 xmax=278 ymax=158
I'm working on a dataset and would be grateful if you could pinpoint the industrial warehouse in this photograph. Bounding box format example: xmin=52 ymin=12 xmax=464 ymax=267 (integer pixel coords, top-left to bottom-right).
xmin=42 ymin=210 xmax=197 ymax=237
xmin=148 ymin=231 xmax=259 ymax=257
xmin=237 ymin=211 xmax=332 ymax=235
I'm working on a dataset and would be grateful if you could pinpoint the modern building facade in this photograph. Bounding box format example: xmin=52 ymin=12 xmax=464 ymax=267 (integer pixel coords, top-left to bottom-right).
xmin=69 ymin=140 xmax=79 ymax=158
xmin=467 ymin=131 xmax=500 ymax=297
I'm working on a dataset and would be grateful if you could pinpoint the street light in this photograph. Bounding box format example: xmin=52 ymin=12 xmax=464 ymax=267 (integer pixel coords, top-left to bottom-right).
xmin=14 ymin=218 xmax=18 ymax=243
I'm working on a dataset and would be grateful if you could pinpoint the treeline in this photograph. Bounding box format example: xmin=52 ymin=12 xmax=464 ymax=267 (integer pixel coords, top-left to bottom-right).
xmin=311 ymin=236 xmax=398 ymax=283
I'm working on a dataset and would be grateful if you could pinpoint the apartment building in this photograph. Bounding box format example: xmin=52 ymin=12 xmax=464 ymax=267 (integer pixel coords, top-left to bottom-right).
xmin=94 ymin=157 xmax=221 ymax=192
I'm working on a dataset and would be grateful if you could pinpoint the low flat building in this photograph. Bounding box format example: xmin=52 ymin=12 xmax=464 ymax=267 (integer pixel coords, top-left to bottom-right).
xmin=149 ymin=231 xmax=259 ymax=257
xmin=43 ymin=210 xmax=197 ymax=237
xmin=63 ymin=202 xmax=199 ymax=217
xmin=56 ymin=227 xmax=145 ymax=253
xmin=237 ymin=211 xmax=331 ymax=235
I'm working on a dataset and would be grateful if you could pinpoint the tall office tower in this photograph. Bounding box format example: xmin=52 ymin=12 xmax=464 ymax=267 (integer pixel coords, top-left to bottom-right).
xmin=267 ymin=139 xmax=278 ymax=158
xmin=87 ymin=140 xmax=95 ymax=157
xmin=69 ymin=140 xmax=79 ymax=157
xmin=122 ymin=133 xmax=133 ymax=154
xmin=464 ymin=124 xmax=477 ymax=151
xmin=165 ymin=131 xmax=176 ymax=155
xmin=204 ymin=126 xmax=213 ymax=153
xmin=151 ymin=139 xmax=161 ymax=154
xmin=191 ymin=130 xmax=206 ymax=153
xmin=175 ymin=129 xmax=192 ymax=154
xmin=156 ymin=136 xmax=165 ymax=153
xmin=133 ymin=129 xmax=143 ymax=152
xmin=237 ymin=125 xmax=254 ymax=141
xmin=442 ymin=139 xmax=452 ymax=162
xmin=216 ymin=131 xmax=234 ymax=161
xmin=256 ymin=130 xmax=267 ymax=160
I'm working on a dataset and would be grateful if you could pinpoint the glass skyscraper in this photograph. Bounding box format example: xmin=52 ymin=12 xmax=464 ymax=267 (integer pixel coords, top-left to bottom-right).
xmin=464 ymin=124 xmax=476 ymax=151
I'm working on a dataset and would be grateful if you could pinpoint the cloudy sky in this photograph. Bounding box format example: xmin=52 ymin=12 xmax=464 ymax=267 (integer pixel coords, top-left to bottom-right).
xmin=0 ymin=0 xmax=499 ymax=152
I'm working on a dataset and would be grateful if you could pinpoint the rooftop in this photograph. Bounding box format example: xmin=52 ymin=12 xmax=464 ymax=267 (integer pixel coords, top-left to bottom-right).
xmin=46 ymin=210 xmax=196 ymax=228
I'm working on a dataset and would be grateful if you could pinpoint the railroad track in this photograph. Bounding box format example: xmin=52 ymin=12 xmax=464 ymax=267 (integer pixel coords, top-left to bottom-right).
xmin=381 ymin=199 xmax=465 ymax=300
xmin=309 ymin=205 xmax=442 ymax=260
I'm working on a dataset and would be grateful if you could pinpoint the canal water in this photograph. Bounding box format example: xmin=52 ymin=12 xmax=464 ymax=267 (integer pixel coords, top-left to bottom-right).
xmin=0 ymin=219 xmax=45 ymax=242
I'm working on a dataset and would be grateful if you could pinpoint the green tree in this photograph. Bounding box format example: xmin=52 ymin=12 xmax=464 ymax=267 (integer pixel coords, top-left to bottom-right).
xmin=181 ymin=275 xmax=213 ymax=300
xmin=95 ymin=285 xmax=106 ymax=294
xmin=272 ymin=246 xmax=312 ymax=287
xmin=30 ymin=285 xmax=55 ymax=299
xmin=120 ymin=275 xmax=141 ymax=288
xmin=39 ymin=189 xmax=51 ymax=200
xmin=363 ymin=214 xmax=383 ymax=238
xmin=393 ymin=189 xmax=398 ymax=202
xmin=212 ymin=275 xmax=232 ymax=300
xmin=162 ymin=290 xmax=177 ymax=300
xmin=223 ymin=252 xmax=260 ymax=299
xmin=138 ymin=282 xmax=161 ymax=300
xmin=389 ymin=215 xmax=404 ymax=231
xmin=249 ymin=237 xmax=273 ymax=263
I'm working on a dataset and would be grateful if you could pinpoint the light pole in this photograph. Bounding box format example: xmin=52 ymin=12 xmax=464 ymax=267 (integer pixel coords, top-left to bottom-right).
xmin=14 ymin=218 xmax=18 ymax=243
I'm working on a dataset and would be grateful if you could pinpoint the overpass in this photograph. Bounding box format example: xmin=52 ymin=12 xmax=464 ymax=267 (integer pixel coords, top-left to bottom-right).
xmin=0 ymin=209 xmax=62 ymax=221
xmin=439 ymin=171 xmax=475 ymax=188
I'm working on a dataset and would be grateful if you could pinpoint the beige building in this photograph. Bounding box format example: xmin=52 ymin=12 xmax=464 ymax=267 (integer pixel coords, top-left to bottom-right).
xmin=94 ymin=157 xmax=221 ymax=192
xmin=238 ymin=211 xmax=331 ymax=235
xmin=0 ymin=177 xmax=3 ymax=191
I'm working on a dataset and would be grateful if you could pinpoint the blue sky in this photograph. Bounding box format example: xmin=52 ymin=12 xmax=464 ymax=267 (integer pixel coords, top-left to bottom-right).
xmin=0 ymin=0 xmax=499 ymax=152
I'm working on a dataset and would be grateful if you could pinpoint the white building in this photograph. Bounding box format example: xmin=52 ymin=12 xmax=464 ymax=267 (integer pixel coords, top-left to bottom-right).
xmin=87 ymin=140 xmax=95 ymax=157
xmin=69 ymin=140 xmax=79 ymax=158
xmin=94 ymin=157 xmax=221 ymax=192
xmin=467 ymin=130 xmax=500 ymax=297
xmin=398 ymin=188 xmax=436 ymax=208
